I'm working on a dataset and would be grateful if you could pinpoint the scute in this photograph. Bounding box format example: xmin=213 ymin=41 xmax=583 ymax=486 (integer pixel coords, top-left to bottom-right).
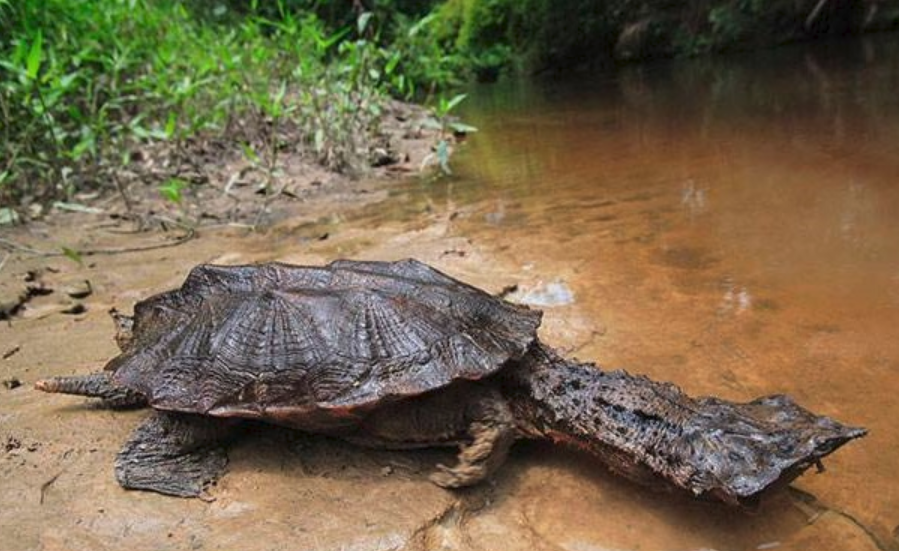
xmin=109 ymin=259 xmax=542 ymax=422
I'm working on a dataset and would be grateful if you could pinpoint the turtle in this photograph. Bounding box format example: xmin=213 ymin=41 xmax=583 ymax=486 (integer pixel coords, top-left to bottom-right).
xmin=35 ymin=259 xmax=865 ymax=505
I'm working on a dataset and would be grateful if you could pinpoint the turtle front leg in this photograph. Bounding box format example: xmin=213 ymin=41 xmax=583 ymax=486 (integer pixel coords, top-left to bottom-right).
xmin=115 ymin=412 xmax=235 ymax=498
xmin=35 ymin=371 xmax=147 ymax=408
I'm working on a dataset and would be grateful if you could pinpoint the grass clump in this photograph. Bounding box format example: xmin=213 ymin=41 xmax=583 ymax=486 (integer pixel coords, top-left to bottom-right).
xmin=0 ymin=0 xmax=399 ymax=217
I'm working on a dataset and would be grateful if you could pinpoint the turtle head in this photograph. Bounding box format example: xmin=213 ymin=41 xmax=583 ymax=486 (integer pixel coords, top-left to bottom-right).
xmin=676 ymin=394 xmax=868 ymax=506
xmin=109 ymin=308 xmax=135 ymax=351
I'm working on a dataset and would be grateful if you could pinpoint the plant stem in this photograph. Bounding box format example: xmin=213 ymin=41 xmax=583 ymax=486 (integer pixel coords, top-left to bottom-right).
xmin=32 ymin=83 xmax=67 ymax=193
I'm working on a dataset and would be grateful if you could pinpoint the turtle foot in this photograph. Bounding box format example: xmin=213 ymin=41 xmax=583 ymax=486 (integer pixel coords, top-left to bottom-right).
xmin=115 ymin=412 xmax=233 ymax=498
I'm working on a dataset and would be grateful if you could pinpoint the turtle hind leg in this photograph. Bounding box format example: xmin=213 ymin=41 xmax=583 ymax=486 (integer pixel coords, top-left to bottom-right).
xmin=350 ymin=384 xmax=517 ymax=488
xmin=115 ymin=412 xmax=235 ymax=498
xmin=35 ymin=371 xmax=147 ymax=409
xmin=430 ymin=418 xmax=516 ymax=488
xmin=429 ymin=391 xmax=517 ymax=489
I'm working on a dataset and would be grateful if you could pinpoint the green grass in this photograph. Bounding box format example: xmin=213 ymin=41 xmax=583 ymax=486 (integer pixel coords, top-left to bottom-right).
xmin=0 ymin=0 xmax=407 ymax=215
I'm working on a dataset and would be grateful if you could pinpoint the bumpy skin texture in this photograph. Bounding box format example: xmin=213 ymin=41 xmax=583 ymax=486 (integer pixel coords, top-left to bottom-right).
xmin=35 ymin=259 xmax=865 ymax=503
xmin=504 ymin=344 xmax=866 ymax=506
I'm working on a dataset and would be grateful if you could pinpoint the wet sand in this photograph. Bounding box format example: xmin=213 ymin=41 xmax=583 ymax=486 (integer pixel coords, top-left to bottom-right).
xmin=0 ymin=208 xmax=889 ymax=551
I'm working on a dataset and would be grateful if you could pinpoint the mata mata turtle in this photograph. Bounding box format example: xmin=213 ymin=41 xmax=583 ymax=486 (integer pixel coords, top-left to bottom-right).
xmin=36 ymin=259 xmax=865 ymax=505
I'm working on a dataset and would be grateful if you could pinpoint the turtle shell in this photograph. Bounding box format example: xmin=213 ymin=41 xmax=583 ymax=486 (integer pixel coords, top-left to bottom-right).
xmin=108 ymin=259 xmax=541 ymax=428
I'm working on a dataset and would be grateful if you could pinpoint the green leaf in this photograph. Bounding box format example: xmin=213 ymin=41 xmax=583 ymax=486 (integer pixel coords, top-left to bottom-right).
xmin=158 ymin=178 xmax=187 ymax=204
xmin=0 ymin=59 xmax=22 ymax=78
xmin=448 ymin=121 xmax=478 ymax=134
xmin=131 ymin=125 xmax=169 ymax=140
xmin=164 ymin=111 xmax=177 ymax=138
xmin=0 ymin=207 xmax=20 ymax=226
xmin=240 ymin=142 xmax=259 ymax=163
xmin=316 ymin=26 xmax=351 ymax=53
xmin=26 ymin=30 xmax=43 ymax=80
xmin=443 ymin=93 xmax=467 ymax=115
xmin=58 ymin=71 xmax=79 ymax=90
xmin=420 ymin=117 xmax=442 ymax=131
xmin=270 ymin=81 xmax=286 ymax=115
xmin=71 ymin=131 xmax=96 ymax=160
xmin=241 ymin=142 xmax=260 ymax=163
xmin=408 ymin=13 xmax=436 ymax=38
xmin=61 ymin=246 xmax=84 ymax=266
xmin=384 ymin=52 xmax=400 ymax=76
xmin=357 ymin=12 xmax=373 ymax=35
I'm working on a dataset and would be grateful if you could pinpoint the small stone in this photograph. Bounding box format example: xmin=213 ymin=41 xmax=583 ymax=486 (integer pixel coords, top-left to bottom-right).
xmin=4 ymin=436 xmax=21 ymax=452
xmin=2 ymin=377 xmax=22 ymax=390
xmin=65 ymin=280 xmax=92 ymax=299
xmin=60 ymin=303 xmax=87 ymax=315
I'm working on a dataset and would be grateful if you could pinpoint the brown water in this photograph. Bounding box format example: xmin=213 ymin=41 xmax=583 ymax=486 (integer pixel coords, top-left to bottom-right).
xmin=4 ymin=35 xmax=899 ymax=551
xmin=342 ymin=36 xmax=899 ymax=550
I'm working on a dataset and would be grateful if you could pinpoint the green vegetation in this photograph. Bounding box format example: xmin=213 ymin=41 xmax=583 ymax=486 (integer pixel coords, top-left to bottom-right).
xmin=369 ymin=0 xmax=886 ymax=78
xmin=422 ymin=92 xmax=477 ymax=174
xmin=422 ymin=0 xmax=612 ymax=76
xmin=0 ymin=0 xmax=423 ymax=215
xmin=2 ymin=0 xmax=892 ymax=219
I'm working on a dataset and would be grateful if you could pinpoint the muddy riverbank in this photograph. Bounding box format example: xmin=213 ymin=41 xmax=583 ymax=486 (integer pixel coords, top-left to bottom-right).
xmin=0 ymin=198 xmax=887 ymax=551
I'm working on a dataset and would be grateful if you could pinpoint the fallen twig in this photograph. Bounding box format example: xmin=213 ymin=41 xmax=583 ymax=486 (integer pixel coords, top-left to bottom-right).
xmin=805 ymin=0 xmax=829 ymax=30
xmin=2 ymin=345 xmax=21 ymax=359
xmin=788 ymin=487 xmax=896 ymax=551
xmin=39 ymin=471 xmax=62 ymax=505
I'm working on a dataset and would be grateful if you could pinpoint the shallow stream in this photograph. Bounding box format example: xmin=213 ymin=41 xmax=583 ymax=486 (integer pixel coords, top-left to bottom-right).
xmin=342 ymin=34 xmax=899 ymax=550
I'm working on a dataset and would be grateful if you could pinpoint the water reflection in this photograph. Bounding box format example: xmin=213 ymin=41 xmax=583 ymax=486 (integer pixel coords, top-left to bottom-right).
xmin=680 ymin=180 xmax=707 ymax=220
xmin=719 ymin=277 xmax=752 ymax=316
xmin=508 ymin=280 xmax=575 ymax=307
